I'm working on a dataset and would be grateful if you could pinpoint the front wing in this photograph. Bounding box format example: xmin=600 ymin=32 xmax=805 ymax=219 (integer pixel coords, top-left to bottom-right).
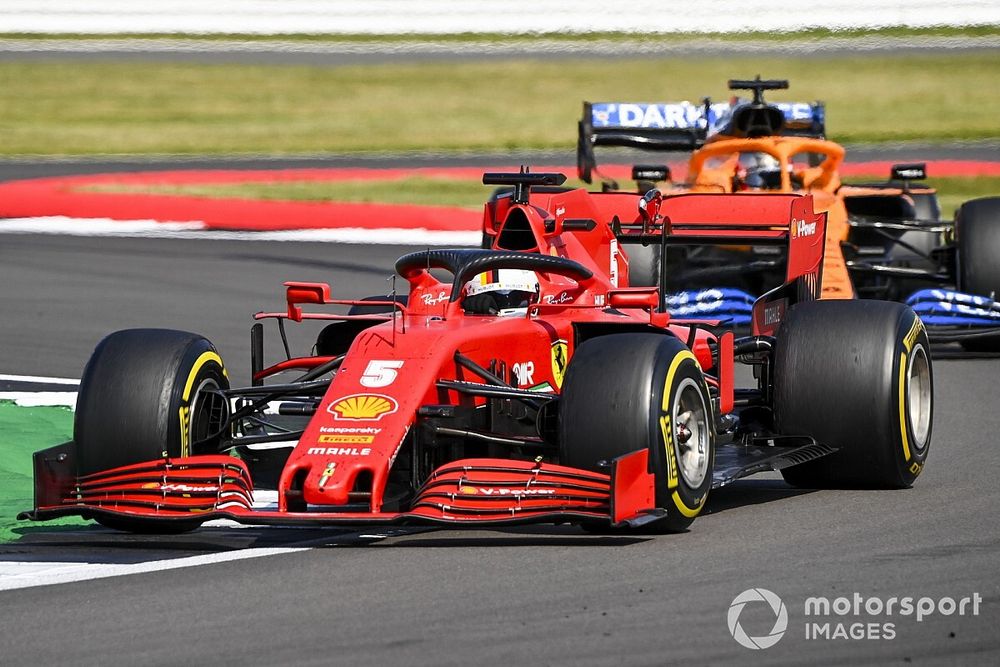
xmin=666 ymin=286 xmax=1000 ymax=345
xmin=20 ymin=439 xmax=835 ymax=530
xmin=905 ymin=289 xmax=1000 ymax=344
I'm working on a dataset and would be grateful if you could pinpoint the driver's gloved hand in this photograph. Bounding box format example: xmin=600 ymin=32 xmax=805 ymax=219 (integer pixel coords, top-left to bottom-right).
xmin=463 ymin=292 xmax=500 ymax=315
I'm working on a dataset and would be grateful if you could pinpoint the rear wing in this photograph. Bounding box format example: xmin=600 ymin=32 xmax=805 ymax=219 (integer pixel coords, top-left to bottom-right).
xmin=578 ymin=99 xmax=825 ymax=184
xmin=613 ymin=192 xmax=826 ymax=335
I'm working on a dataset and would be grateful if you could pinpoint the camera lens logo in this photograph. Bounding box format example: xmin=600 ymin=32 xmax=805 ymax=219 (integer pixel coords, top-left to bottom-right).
xmin=727 ymin=588 xmax=788 ymax=649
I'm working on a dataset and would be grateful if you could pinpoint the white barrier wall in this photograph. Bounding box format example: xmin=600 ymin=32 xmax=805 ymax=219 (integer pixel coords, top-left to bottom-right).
xmin=3 ymin=0 xmax=999 ymax=34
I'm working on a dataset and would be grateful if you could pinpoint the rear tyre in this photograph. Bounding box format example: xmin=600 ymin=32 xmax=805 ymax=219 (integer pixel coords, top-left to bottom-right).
xmin=955 ymin=197 xmax=1000 ymax=351
xmin=74 ymin=329 xmax=230 ymax=532
xmin=626 ymin=245 xmax=660 ymax=287
xmin=559 ymin=333 xmax=714 ymax=532
xmin=774 ymin=301 xmax=932 ymax=488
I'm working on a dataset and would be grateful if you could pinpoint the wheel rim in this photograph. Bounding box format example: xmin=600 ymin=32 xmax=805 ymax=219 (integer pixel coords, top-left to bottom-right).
xmin=188 ymin=376 xmax=227 ymax=451
xmin=907 ymin=344 xmax=932 ymax=453
xmin=673 ymin=378 xmax=710 ymax=488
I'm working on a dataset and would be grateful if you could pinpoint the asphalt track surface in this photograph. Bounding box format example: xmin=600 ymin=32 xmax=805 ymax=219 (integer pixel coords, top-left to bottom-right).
xmin=0 ymin=155 xmax=999 ymax=665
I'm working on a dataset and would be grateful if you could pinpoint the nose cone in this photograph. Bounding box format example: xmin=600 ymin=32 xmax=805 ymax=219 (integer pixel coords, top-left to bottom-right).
xmin=300 ymin=458 xmax=375 ymax=507
xmin=305 ymin=461 xmax=346 ymax=505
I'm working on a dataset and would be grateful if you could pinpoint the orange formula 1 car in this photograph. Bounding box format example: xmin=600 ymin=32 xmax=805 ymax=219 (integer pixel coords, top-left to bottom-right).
xmin=22 ymin=171 xmax=932 ymax=535
xmin=577 ymin=77 xmax=1000 ymax=349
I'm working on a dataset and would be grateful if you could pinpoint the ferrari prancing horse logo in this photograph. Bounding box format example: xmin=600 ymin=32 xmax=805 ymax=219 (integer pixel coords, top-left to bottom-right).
xmin=551 ymin=340 xmax=568 ymax=389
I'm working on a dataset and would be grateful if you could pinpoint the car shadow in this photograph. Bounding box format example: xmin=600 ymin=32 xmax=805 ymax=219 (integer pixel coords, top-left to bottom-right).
xmin=704 ymin=477 xmax=816 ymax=515
xmin=316 ymin=523 xmax=651 ymax=549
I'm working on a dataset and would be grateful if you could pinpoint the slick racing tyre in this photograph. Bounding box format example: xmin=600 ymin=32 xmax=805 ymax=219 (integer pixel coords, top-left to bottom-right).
xmin=626 ymin=244 xmax=661 ymax=287
xmin=955 ymin=197 xmax=1000 ymax=352
xmin=559 ymin=333 xmax=714 ymax=532
xmin=75 ymin=329 xmax=230 ymax=532
xmin=774 ymin=301 xmax=932 ymax=488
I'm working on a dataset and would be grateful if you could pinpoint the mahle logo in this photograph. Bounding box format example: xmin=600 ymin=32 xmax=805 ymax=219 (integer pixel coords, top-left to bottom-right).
xmin=728 ymin=588 xmax=788 ymax=650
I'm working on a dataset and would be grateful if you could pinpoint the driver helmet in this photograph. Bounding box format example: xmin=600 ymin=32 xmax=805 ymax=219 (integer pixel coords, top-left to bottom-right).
xmin=463 ymin=269 xmax=539 ymax=313
xmin=740 ymin=151 xmax=782 ymax=190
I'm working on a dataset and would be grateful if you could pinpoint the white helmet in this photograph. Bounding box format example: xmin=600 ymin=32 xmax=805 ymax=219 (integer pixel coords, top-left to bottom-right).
xmin=740 ymin=151 xmax=783 ymax=190
xmin=462 ymin=269 xmax=539 ymax=314
xmin=740 ymin=151 xmax=781 ymax=173
xmin=463 ymin=269 xmax=539 ymax=298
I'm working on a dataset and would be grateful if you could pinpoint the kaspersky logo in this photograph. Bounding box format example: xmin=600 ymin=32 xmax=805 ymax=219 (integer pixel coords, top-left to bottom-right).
xmin=728 ymin=588 xmax=788 ymax=649
xmin=327 ymin=393 xmax=398 ymax=421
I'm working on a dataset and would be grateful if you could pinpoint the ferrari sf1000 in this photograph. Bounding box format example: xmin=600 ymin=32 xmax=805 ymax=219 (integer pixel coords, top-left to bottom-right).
xmin=22 ymin=171 xmax=932 ymax=534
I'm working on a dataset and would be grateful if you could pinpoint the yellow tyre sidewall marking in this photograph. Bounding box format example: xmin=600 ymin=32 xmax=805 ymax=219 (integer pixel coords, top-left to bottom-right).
xmin=659 ymin=415 xmax=678 ymax=489
xmin=898 ymin=317 xmax=924 ymax=465
xmin=178 ymin=351 xmax=226 ymax=458
xmin=898 ymin=351 xmax=911 ymax=462
xmin=660 ymin=349 xmax=706 ymax=518
xmin=672 ymin=490 xmax=705 ymax=518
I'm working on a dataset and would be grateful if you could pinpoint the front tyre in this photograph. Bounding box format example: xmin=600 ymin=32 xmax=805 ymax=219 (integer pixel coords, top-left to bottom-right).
xmin=559 ymin=333 xmax=715 ymax=532
xmin=774 ymin=301 xmax=932 ymax=488
xmin=75 ymin=329 xmax=229 ymax=475
xmin=74 ymin=329 xmax=230 ymax=533
xmin=956 ymin=197 xmax=1000 ymax=352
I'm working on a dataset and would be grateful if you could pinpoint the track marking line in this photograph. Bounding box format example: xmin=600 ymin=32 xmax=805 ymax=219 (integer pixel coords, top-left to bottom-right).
xmin=0 ymin=217 xmax=479 ymax=245
xmin=0 ymin=546 xmax=311 ymax=592
xmin=0 ymin=391 xmax=77 ymax=408
xmin=0 ymin=373 xmax=80 ymax=385
xmin=0 ymin=525 xmax=434 ymax=592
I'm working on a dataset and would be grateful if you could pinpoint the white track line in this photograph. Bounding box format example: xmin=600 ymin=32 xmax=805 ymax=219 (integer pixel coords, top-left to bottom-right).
xmin=0 ymin=547 xmax=311 ymax=591
xmin=0 ymin=392 xmax=77 ymax=408
xmin=0 ymin=373 xmax=80 ymax=385
xmin=0 ymin=217 xmax=480 ymax=246
xmin=0 ymin=374 xmax=80 ymax=407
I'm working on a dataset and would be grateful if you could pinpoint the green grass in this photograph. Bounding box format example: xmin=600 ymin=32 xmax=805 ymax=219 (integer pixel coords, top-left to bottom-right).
xmin=82 ymin=176 xmax=495 ymax=209
xmin=0 ymin=402 xmax=89 ymax=543
xmin=926 ymin=176 xmax=1000 ymax=218
xmin=80 ymin=174 xmax=1000 ymax=219
xmin=1 ymin=53 xmax=999 ymax=155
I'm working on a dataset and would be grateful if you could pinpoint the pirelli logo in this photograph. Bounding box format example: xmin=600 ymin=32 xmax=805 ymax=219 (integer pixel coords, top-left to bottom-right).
xmin=318 ymin=434 xmax=375 ymax=444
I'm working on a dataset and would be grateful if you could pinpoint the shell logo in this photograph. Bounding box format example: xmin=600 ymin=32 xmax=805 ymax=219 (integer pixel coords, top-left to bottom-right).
xmin=328 ymin=393 xmax=399 ymax=421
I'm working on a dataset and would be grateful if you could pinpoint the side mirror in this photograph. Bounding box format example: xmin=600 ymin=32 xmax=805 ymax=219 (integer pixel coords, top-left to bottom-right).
xmin=638 ymin=189 xmax=663 ymax=225
xmin=284 ymin=281 xmax=333 ymax=321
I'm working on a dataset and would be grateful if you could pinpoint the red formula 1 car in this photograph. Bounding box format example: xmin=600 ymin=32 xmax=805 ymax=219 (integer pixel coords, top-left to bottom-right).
xmin=22 ymin=171 xmax=933 ymax=534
